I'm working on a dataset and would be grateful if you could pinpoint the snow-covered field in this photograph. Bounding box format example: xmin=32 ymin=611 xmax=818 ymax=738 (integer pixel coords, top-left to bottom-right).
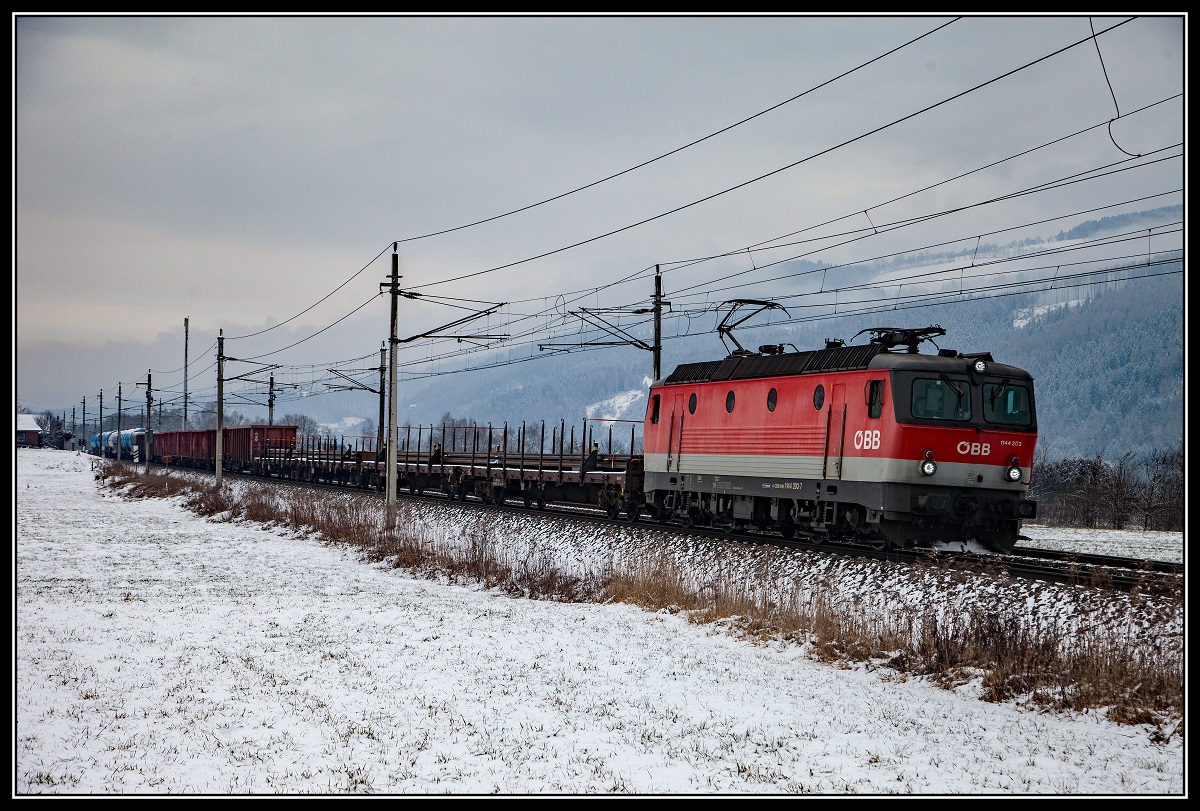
xmin=1017 ymin=525 xmax=1183 ymax=564
xmin=14 ymin=449 xmax=1184 ymax=795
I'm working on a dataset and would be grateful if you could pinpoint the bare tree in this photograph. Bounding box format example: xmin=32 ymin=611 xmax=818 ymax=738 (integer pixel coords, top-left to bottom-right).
xmin=1139 ymin=444 xmax=1184 ymax=531
xmin=1104 ymin=452 xmax=1139 ymax=530
xmin=279 ymin=412 xmax=320 ymax=436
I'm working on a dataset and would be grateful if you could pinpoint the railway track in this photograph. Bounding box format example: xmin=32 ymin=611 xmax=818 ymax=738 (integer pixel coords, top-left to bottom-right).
xmin=143 ymin=461 xmax=1179 ymax=596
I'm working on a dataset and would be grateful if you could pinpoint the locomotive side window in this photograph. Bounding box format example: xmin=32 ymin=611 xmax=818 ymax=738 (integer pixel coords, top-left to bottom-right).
xmin=867 ymin=380 xmax=884 ymax=419
xmin=813 ymin=384 xmax=825 ymax=411
xmin=688 ymin=393 xmax=697 ymax=414
xmin=725 ymin=390 xmax=735 ymax=413
xmin=911 ymin=377 xmax=971 ymax=421
xmin=767 ymin=388 xmax=777 ymax=412
xmin=650 ymin=394 xmax=660 ymax=424
xmin=983 ymin=382 xmax=1032 ymax=426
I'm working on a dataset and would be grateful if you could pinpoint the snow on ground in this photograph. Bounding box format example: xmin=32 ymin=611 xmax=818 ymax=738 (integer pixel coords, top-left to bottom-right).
xmin=1017 ymin=525 xmax=1183 ymax=564
xmin=14 ymin=449 xmax=1185 ymax=795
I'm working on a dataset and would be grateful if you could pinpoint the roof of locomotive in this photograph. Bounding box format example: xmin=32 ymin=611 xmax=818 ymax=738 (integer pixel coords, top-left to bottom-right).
xmin=660 ymin=343 xmax=1033 ymax=386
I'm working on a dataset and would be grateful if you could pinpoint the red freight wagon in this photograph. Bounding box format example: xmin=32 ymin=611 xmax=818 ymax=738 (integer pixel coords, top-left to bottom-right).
xmin=153 ymin=429 xmax=217 ymax=468
xmin=221 ymin=424 xmax=298 ymax=472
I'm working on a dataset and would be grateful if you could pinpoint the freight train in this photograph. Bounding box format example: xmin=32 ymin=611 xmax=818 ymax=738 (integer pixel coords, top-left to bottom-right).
xmin=117 ymin=325 xmax=1038 ymax=552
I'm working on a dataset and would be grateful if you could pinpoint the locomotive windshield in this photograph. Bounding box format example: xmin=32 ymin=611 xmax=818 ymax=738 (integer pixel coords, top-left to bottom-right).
xmin=899 ymin=371 xmax=1035 ymax=430
xmin=911 ymin=377 xmax=971 ymax=421
xmin=983 ymin=381 xmax=1033 ymax=427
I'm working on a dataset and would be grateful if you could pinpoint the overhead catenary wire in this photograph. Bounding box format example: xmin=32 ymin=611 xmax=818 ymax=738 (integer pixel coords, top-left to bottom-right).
xmin=388 ymin=18 xmax=963 ymax=247
xmin=78 ymin=17 xmax=1179 ymax=417
xmin=662 ymin=146 xmax=1181 ymax=300
xmin=376 ymin=173 xmax=1182 ymax=368
xmin=166 ymin=18 xmax=1164 ymax=384
xmin=210 ymin=20 xmax=961 ymax=349
xmin=405 ymin=17 xmax=1138 ymax=292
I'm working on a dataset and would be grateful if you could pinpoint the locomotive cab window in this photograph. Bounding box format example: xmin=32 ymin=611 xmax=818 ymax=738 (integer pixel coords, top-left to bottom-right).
xmin=813 ymin=384 xmax=825 ymax=411
xmin=867 ymin=380 xmax=884 ymax=419
xmin=650 ymin=394 xmax=660 ymax=424
xmin=983 ymin=382 xmax=1032 ymax=426
xmin=911 ymin=377 xmax=970 ymax=421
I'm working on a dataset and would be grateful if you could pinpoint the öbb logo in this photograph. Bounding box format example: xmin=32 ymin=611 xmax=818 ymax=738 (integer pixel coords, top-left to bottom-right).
xmin=957 ymin=441 xmax=991 ymax=456
xmin=854 ymin=430 xmax=880 ymax=450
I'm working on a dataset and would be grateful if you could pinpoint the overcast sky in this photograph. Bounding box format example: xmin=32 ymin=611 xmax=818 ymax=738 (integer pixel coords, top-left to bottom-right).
xmin=14 ymin=14 xmax=1185 ymax=417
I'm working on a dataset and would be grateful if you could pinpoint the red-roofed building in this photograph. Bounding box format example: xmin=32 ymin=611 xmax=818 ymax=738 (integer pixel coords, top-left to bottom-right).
xmin=17 ymin=414 xmax=42 ymax=447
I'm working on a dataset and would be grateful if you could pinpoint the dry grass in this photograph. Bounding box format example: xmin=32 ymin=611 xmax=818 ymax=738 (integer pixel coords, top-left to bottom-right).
xmin=101 ymin=462 xmax=1183 ymax=729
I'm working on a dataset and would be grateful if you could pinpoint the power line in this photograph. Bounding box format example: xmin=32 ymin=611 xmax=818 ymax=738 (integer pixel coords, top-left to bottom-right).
xmin=388 ymin=18 xmax=962 ymax=246
xmin=209 ymin=20 xmax=962 ymax=350
xmin=405 ymin=17 xmax=1137 ymax=292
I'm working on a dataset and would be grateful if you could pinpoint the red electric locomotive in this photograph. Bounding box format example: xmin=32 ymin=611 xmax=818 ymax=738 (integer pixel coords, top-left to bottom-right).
xmin=641 ymin=326 xmax=1037 ymax=552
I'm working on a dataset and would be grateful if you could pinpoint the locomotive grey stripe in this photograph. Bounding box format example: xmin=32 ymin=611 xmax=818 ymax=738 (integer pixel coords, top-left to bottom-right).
xmin=646 ymin=452 xmax=1027 ymax=489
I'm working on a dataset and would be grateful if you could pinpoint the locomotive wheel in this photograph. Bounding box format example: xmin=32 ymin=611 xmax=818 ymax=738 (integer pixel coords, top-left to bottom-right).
xmin=626 ymin=503 xmax=641 ymax=523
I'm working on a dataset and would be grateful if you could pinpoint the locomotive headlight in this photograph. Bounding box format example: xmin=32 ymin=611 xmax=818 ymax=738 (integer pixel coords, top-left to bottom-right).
xmin=919 ymin=450 xmax=937 ymax=477
xmin=1005 ymin=457 xmax=1022 ymax=482
xmin=973 ymin=359 xmax=988 ymax=374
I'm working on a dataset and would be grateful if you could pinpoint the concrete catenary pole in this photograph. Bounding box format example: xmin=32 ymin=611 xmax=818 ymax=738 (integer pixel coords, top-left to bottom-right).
xmin=144 ymin=370 xmax=153 ymax=468
xmin=215 ymin=330 xmax=224 ymax=487
xmin=183 ymin=317 xmax=189 ymax=431
xmin=377 ymin=342 xmax=386 ymax=457
xmin=385 ymin=245 xmax=401 ymax=529
xmin=653 ymin=265 xmax=664 ymax=382
xmin=116 ymin=383 xmax=122 ymax=463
